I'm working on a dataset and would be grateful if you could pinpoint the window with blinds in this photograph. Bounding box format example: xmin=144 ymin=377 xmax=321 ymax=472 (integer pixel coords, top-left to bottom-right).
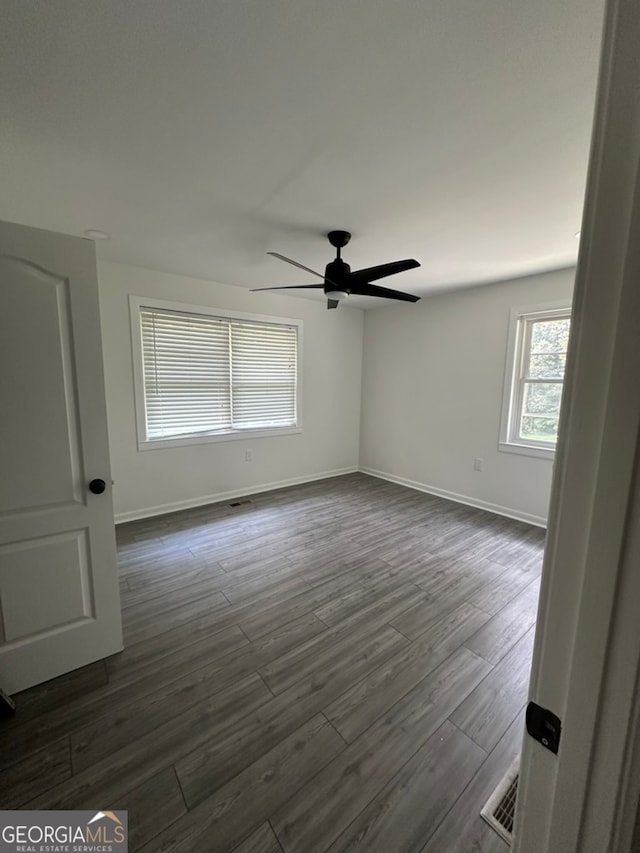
xmin=137 ymin=304 xmax=299 ymax=442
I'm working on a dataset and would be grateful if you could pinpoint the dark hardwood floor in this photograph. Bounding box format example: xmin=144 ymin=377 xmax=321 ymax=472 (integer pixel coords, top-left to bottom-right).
xmin=0 ymin=473 xmax=544 ymax=852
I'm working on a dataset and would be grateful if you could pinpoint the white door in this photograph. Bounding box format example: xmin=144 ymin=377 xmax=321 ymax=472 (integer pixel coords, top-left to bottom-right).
xmin=0 ymin=219 xmax=123 ymax=695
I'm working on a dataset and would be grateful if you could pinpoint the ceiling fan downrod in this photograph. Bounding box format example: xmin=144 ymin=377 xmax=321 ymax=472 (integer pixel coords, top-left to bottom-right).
xmin=327 ymin=230 xmax=351 ymax=261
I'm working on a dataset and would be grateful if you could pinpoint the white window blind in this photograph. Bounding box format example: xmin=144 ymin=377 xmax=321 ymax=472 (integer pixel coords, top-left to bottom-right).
xmin=140 ymin=307 xmax=298 ymax=440
xmin=230 ymin=321 xmax=298 ymax=429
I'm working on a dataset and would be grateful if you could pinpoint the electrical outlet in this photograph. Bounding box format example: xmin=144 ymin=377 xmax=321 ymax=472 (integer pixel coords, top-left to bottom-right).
xmin=474 ymin=457 xmax=484 ymax=472
xmin=245 ymin=449 xmax=253 ymax=462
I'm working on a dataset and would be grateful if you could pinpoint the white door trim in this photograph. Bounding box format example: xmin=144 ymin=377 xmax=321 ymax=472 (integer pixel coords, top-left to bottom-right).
xmin=514 ymin=0 xmax=640 ymax=850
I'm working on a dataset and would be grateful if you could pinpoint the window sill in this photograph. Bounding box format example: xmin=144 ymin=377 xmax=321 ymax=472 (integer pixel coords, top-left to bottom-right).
xmin=498 ymin=440 xmax=556 ymax=461
xmin=138 ymin=426 xmax=302 ymax=451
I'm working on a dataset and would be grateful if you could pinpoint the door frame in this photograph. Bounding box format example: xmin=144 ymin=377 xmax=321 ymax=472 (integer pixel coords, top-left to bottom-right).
xmin=514 ymin=0 xmax=640 ymax=849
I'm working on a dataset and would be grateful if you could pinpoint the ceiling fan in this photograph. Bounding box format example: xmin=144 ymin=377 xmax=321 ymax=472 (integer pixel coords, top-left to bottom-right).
xmin=252 ymin=230 xmax=421 ymax=309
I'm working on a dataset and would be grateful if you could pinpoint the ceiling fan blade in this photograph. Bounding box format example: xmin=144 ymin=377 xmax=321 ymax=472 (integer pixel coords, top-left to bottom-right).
xmin=267 ymin=251 xmax=342 ymax=290
xmin=350 ymin=281 xmax=421 ymax=302
xmin=267 ymin=252 xmax=326 ymax=281
xmin=250 ymin=283 xmax=325 ymax=292
xmin=349 ymin=258 xmax=420 ymax=284
xmin=327 ymin=299 xmax=339 ymax=309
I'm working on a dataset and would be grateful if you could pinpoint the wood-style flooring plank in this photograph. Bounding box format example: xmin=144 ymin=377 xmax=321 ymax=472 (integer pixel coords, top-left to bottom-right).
xmin=108 ymin=574 xmax=325 ymax=682
xmin=110 ymin=621 xmax=250 ymax=683
xmin=0 ymin=737 xmax=71 ymax=808
xmin=231 ymin=823 xmax=282 ymax=853
xmin=324 ymin=721 xmax=486 ymax=853
xmin=175 ymin=624 xmax=409 ymax=809
xmin=238 ymin=574 xmax=377 ymax=641
xmin=0 ymin=623 xmax=252 ymax=771
xmin=7 ymin=660 xmax=107 ymax=726
xmin=325 ymin=601 xmax=491 ymax=742
xmin=220 ymin=569 xmax=310 ymax=605
xmin=122 ymin=590 xmax=230 ymax=646
xmin=72 ymin=652 xmax=264 ymax=772
xmin=121 ymin=563 xmax=227 ymax=607
xmin=466 ymin=565 xmax=538 ymax=615
xmin=465 ymin=578 xmax=540 ymax=664
xmin=145 ymin=714 xmax=345 ymax=853
xmin=69 ymin=612 xmax=330 ymax=776
xmin=406 ymin=554 xmax=507 ymax=598
xmin=313 ymin=579 xmax=424 ymax=630
xmin=259 ymin=620 xmax=408 ymax=697
xmin=111 ymin=767 xmax=187 ymax=851
xmin=121 ymin=573 xmax=230 ymax=623
xmin=271 ymin=648 xmax=492 ymax=853
xmin=248 ymin=611 xmax=328 ymax=661
xmin=450 ymin=628 xmax=536 ymax=752
xmin=389 ymin=571 xmax=487 ymax=640
xmin=421 ymin=710 xmax=525 ymax=853
xmin=25 ymin=674 xmax=272 ymax=814
xmin=118 ymin=548 xmax=202 ymax=582
xmin=488 ymin=531 xmax=544 ymax=572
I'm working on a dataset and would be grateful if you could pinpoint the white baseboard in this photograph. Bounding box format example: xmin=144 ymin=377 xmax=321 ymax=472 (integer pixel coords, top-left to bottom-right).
xmin=114 ymin=466 xmax=359 ymax=524
xmin=115 ymin=464 xmax=547 ymax=529
xmin=359 ymin=466 xmax=547 ymax=528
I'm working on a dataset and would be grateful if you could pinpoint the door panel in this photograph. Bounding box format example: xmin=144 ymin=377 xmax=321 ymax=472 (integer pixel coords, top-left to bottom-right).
xmin=0 ymin=530 xmax=93 ymax=641
xmin=0 ymin=257 xmax=82 ymax=512
xmin=0 ymin=220 xmax=123 ymax=694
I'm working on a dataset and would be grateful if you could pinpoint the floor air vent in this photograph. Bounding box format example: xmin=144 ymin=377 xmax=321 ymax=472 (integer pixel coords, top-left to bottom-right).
xmin=229 ymin=499 xmax=252 ymax=507
xmin=480 ymin=756 xmax=520 ymax=846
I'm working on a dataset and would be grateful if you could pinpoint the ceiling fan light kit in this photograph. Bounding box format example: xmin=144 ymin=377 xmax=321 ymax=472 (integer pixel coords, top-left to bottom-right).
xmin=252 ymin=231 xmax=421 ymax=309
xmin=325 ymin=290 xmax=349 ymax=302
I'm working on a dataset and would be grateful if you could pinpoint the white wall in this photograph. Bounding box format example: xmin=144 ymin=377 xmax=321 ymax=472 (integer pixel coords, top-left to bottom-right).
xmin=359 ymin=267 xmax=575 ymax=526
xmin=98 ymin=261 xmax=363 ymax=521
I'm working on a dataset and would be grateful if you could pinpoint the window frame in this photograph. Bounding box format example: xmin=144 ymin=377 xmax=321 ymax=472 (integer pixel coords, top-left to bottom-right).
xmin=129 ymin=295 xmax=303 ymax=451
xmin=499 ymin=301 xmax=571 ymax=460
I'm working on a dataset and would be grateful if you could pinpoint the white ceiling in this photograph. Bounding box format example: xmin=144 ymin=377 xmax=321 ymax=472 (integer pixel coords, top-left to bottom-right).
xmin=1 ymin=0 xmax=604 ymax=306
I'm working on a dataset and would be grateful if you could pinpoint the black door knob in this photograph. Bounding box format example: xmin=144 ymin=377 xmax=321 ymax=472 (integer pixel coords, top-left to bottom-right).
xmin=89 ymin=478 xmax=106 ymax=495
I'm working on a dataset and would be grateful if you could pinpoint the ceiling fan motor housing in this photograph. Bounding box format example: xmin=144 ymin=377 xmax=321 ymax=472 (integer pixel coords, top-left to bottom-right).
xmin=325 ymin=258 xmax=351 ymax=292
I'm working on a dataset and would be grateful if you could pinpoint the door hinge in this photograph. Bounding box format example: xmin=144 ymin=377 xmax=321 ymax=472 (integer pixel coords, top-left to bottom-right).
xmin=526 ymin=701 xmax=561 ymax=754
